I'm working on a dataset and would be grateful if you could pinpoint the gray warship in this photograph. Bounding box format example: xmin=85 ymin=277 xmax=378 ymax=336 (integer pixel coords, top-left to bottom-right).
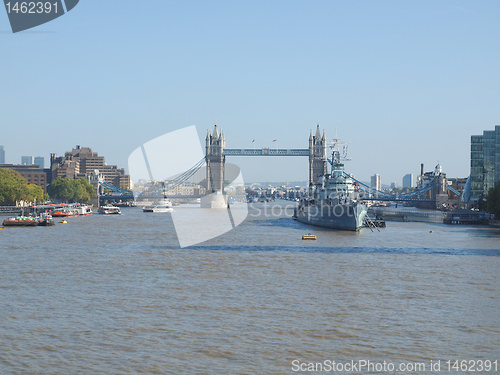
xmin=295 ymin=136 xmax=368 ymax=231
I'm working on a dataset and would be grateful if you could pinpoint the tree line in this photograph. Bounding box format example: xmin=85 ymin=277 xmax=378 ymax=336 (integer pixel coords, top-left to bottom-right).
xmin=0 ymin=169 xmax=46 ymax=205
xmin=0 ymin=170 xmax=96 ymax=205
xmin=48 ymin=177 xmax=96 ymax=203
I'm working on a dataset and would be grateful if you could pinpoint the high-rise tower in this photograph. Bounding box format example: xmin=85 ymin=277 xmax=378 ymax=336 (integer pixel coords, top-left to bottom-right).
xmin=470 ymin=125 xmax=500 ymax=202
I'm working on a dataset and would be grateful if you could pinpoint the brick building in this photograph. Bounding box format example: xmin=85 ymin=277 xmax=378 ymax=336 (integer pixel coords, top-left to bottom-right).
xmin=0 ymin=164 xmax=48 ymax=194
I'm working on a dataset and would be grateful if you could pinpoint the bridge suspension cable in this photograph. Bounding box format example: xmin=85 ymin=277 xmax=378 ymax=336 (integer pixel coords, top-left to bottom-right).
xmin=138 ymin=157 xmax=206 ymax=198
xmin=343 ymin=172 xmax=437 ymax=200
xmin=99 ymin=181 xmax=133 ymax=195
xmin=446 ymin=184 xmax=461 ymax=196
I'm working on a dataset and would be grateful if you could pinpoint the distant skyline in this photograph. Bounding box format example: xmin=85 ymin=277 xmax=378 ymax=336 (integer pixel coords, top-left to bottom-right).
xmin=1 ymin=1 xmax=499 ymax=184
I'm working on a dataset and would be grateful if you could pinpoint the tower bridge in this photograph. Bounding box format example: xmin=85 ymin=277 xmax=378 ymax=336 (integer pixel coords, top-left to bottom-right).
xmin=205 ymin=123 xmax=328 ymax=196
xmin=102 ymin=123 xmax=454 ymax=207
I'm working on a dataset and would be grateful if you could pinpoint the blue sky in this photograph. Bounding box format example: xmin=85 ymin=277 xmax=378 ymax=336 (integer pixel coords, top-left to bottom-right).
xmin=1 ymin=1 xmax=499 ymax=185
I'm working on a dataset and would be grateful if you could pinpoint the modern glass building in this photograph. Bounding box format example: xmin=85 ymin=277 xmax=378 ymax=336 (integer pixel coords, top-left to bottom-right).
xmin=371 ymin=174 xmax=381 ymax=191
xmin=470 ymin=125 xmax=500 ymax=202
xmin=21 ymin=156 xmax=34 ymax=165
xmin=34 ymin=156 xmax=45 ymax=169
xmin=402 ymin=173 xmax=414 ymax=188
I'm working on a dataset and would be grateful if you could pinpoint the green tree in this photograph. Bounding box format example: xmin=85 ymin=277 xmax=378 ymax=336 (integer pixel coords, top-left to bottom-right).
xmin=48 ymin=177 xmax=96 ymax=203
xmin=72 ymin=178 xmax=95 ymax=203
xmin=49 ymin=177 xmax=73 ymax=202
xmin=23 ymin=183 xmax=45 ymax=203
xmin=76 ymin=178 xmax=96 ymax=203
xmin=0 ymin=169 xmax=45 ymax=205
xmin=485 ymin=182 xmax=500 ymax=219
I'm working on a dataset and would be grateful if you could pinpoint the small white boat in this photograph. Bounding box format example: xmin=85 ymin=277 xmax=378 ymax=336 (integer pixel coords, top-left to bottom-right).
xmin=143 ymin=198 xmax=173 ymax=213
xmin=98 ymin=205 xmax=121 ymax=215
xmin=75 ymin=205 xmax=93 ymax=216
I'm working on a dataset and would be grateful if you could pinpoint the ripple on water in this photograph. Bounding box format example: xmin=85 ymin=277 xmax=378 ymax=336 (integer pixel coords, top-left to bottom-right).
xmin=0 ymin=207 xmax=499 ymax=373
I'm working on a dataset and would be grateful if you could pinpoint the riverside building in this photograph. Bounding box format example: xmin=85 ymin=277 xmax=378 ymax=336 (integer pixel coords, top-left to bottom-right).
xmin=470 ymin=125 xmax=500 ymax=202
xmin=50 ymin=146 xmax=131 ymax=189
xmin=0 ymin=164 xmax=48 ymax=194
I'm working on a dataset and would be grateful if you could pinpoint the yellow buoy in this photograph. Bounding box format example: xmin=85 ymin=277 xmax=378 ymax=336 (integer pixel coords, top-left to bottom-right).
xmin=59 ymin=220 xmax=67 ymax=224
xmin=302 ymin=234 xmax=317 ymax=240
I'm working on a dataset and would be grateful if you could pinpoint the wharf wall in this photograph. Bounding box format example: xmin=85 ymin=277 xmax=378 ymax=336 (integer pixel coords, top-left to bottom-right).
xmin=369 ymin=207 xmax=445 ymax=223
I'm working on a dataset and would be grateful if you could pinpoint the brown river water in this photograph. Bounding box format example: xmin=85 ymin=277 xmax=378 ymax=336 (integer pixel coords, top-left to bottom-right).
xmin=1 ymin=201 xmax=499 ymax=374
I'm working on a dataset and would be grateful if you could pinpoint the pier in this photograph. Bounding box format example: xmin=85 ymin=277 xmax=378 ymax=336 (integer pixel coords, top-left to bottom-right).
xmin=0 ymin=206 xmax=22 ymax=215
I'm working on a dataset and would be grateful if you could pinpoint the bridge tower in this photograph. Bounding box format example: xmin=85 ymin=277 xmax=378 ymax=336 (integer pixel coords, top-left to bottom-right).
xmin=205 ymin=123 xmax=226 ymax=193
xmin=309 ymin=124 xmax=328 ymax=187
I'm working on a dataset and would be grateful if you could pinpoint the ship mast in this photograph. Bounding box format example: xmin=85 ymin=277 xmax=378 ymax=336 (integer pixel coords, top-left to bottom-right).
xmin=329 ymin=131 xmax=350 ymax=168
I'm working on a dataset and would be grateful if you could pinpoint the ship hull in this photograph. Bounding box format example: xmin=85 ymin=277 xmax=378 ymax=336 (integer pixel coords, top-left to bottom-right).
xmin=296 ymin=203 xmax=367 ymax=231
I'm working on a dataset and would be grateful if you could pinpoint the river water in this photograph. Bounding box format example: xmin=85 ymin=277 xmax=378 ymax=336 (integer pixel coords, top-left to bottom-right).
xmin=1 ymin=201 xmax=499 ymax=374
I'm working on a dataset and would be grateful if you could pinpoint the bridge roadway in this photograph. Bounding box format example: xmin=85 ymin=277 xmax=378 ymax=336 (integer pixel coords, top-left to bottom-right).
xmin=223 ymin=148 xmax=309 ymax=156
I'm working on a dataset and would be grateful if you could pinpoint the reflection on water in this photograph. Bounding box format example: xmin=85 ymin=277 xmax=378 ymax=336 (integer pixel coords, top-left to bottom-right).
xmin=0 ymin=202 xmax=499 ymax=374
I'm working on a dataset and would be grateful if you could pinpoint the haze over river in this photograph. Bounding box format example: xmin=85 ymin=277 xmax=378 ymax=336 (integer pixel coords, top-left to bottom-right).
xmin=1 ymin=201 xmax=499 ymax=374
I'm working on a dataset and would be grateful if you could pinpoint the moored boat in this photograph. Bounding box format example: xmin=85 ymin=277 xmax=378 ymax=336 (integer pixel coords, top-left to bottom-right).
xmin=75 ymin=205 xmax=93 ymax=216
xmin=2 ymin=213 xmax=55 ymax=227
xmin=52 ymin=207 xmax=79 ymax=217
xmin=37 ymin=213 xmax=55 ymax=226
xmin=98 ymin=205 xmax=121 ymax=215
xmin=2 ymin=216 xmax=39 ymax=227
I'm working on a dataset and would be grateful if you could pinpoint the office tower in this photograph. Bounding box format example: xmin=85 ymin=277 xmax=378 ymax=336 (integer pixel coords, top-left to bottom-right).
xmin=403 ymin=173 xmax=414 ymax=188
xmin=371 ymin=174 xmax=381 ymax=191
xmin=470 ymin=125 xmax=500 ymax=202
xmin=21 ymin=156 xmax=34 ymax=165
xmin=34 ymin=156 xmax=45 ymax=169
